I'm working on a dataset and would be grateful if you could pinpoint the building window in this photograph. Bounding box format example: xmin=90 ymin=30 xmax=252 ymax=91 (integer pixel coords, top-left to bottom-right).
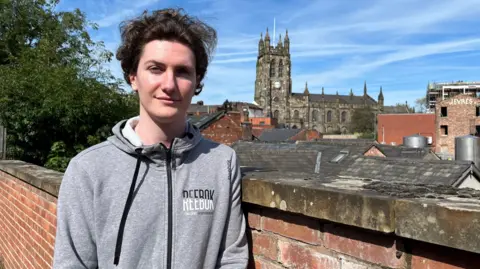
xmin=330 ymin=150 xmax=349 ymax=163
xmin=441 ymin=125 xmax=448 ymax=136
xmin=270 ymin=60 xmax=275 ymax=77
xmin=476 ymin=106 xmax=480 ymax=117
xmin=259 ymin=121 xmax=265 ymax=125
xmin=441 ymin=107 xmax=447 ymax=117
xmin=312 ymin=110 xmax=318 ymax=122
xmin=273 ymin=97 xmax=279 ymax=103
xmin=341 ymin=111 xmax=347 ymax=123
xmin=327 ymin=111 xmax=332 ymax=122
xmin=274 ymin=110 xmax=279 ymax=119
xmin=278 ymin=60 xmax=283 ymax=77
xmin=294 ymin=110 xmax=299 ymax=119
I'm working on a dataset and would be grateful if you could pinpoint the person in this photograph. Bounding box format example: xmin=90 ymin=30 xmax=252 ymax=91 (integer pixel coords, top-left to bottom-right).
xmin=52 ymin=8 xmax=248 ymax=269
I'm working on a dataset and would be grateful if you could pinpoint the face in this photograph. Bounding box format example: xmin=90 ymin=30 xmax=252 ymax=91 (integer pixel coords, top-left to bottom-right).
xmin=130 ymin=40 xmax=197 ymax=124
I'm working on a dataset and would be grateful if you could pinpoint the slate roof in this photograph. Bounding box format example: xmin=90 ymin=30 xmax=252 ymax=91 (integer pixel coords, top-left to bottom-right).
xmin=187 ymin=111 xmax=224 ymax=130
xmin=187 ymin=104 xmax=219 ymax=114
xmin=299 ymin=93 xmax=378 ymax=105
xmin=372 ymin=144 xmax=439 ymax=159
xmin=232 ymin=141 xmax=369 ymax=178
xmin=382 ymin=105 xmax=414 ymax=114
xmin=257 ymin=129 xmax=303 ymax=142
xmin=299 ymin=139 xmax=377 ymax=146
xmin=338 ymin=157 xmax=477 ymax=186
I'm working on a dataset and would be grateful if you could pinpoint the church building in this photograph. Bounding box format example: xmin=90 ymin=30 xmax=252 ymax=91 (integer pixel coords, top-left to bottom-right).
xmin=254 ymin=28 xmax=384 ymax=134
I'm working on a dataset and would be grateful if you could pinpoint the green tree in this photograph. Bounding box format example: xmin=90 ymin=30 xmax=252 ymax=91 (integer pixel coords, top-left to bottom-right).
xmin=350 ymin=106 xmax=375 ymax=134
xmin=415 ymin=97 xmax=427 ymax=113
xmin=0 ymin=0 xmax=137 ymax=171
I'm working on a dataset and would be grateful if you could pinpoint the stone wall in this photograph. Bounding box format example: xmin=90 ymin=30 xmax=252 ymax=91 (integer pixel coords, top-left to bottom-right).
xmin=1 ymin=161 xmax=480 ymax=268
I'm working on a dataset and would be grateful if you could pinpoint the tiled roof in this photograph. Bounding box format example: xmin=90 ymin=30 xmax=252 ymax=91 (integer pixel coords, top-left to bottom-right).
xmin=382 ymin=105 xmax=414 ymax=114
xmin=338 ymin=157 xmax=476 ymax=186
xmin=307 ymin=94 xmax=378 ymax=105
xmin=232 ymin=141 xmax=369 ymax=178
xmin=373 ymin=144 xmax=438 ymax=159
xmin=257 ymin=129 xmax=303 ymax=142
xmin=187 ymin=111 xmax=224 ymax=130
xmin=233 ymin=141 xmax=476 ymax=186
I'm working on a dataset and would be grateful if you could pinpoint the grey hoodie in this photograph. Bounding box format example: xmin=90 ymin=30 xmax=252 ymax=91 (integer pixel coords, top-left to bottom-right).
xmin=52 ymin=119 xmax=248 ymax=269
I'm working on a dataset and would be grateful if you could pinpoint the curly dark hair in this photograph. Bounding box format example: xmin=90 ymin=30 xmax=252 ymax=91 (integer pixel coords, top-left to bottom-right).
xmin=116 ymin=8 xmax=217 ymax=95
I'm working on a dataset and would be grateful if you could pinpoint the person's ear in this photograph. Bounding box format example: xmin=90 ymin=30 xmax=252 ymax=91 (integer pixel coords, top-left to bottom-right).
xmin=130 ymin=74 xmax=138 ymax=91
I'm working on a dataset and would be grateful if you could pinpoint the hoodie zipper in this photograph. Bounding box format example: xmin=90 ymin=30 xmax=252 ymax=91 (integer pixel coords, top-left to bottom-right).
xmin=165 ymin=147 xmax=173 ymax=269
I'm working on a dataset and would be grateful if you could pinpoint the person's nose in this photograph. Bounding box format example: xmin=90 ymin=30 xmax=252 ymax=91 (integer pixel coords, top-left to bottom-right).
xmin=161 ymin=69 xmax=177 ymax=94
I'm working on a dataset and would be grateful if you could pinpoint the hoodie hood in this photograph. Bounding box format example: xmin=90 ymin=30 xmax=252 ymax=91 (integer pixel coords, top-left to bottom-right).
xmin=107 ymin=117 xmax=203 ymax=166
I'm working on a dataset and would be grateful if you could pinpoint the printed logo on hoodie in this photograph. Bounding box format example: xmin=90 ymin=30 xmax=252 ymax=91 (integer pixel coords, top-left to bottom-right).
xmin=182 ymin=189 xmax=215 ymax=215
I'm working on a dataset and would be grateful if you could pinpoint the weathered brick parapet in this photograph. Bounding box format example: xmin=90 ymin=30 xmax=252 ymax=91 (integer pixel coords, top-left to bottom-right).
xmin=242 ymin=169 xmax=480 ymax=268
xmin=1 ymin=160 xmax=480 ymax=268
xmin=0 ymin=161 xmax=60 ymax=269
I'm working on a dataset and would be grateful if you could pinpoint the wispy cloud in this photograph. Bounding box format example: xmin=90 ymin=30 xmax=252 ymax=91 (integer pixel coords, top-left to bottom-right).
xmin=57 ymin=0 xmax=480 ymax=106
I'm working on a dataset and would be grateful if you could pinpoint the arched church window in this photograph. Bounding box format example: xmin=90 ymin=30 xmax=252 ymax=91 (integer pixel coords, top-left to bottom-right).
xmin=274 ymin=110 xmax=280 ymax=119
xmin=312 ymin=110 xmax=318 ymax=122
xmin=327 ymin=111 xmax=332 ymax=122
xmin=270 ymin=60 xmax=275 ymax=77
xmin=341 ymin=111 xmax=347 ymax=123
xmin=278 ymin=60 xmax=283 ymax=77
xmin=294 ymin=110 xmax=299 ymax=119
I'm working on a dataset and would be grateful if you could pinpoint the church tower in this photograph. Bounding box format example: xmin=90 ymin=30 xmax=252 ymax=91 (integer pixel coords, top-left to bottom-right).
xmin=255 ymin=29 xmax=291 ymax=119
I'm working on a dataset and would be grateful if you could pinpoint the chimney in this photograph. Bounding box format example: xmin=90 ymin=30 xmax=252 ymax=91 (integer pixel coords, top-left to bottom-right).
xmin=197 ymin=100 xmax=204 ymax=105
xmin=241 ymin=107 xmax=252 ymax=141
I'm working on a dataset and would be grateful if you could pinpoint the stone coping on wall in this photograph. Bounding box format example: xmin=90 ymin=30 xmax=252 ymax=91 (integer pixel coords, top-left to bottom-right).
xmin=241 ymin=168 xmax=480 ymax=255
xmin=0 ymin=160 xmax=62 ymax=197
xmin=2 ymin=160 xmax=480 ymax=255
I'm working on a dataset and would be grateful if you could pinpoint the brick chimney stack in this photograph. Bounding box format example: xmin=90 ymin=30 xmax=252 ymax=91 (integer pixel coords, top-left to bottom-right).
xmin=241 ymin=106 xmax=252 ymax=141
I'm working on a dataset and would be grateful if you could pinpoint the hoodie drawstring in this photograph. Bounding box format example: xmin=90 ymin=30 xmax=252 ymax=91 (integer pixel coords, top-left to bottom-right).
xmin=114 ymin=149 xmax=143 ymax=266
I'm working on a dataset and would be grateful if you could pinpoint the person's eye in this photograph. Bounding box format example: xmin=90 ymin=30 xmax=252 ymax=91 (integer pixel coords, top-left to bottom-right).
xmin=177 ymin=67 xmax=192 ymax=76
xmin=149 ymin=66 xmax=164 ymax=73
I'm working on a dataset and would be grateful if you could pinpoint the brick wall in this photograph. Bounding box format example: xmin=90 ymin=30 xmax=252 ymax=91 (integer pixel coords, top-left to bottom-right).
xmin=364 ymin=145 xmax=386 ymax=157
xmin=377 ymin=114 xmax=435 ymax=146
xmin=1 ymin=161 xmax=480 ymax=269
xmin=288 ymin=129 xmax=322 ymax=141
xmin=201 ymin=112 xmax=246 ymax=146
xmin=245 ymin=204 xmax=479 ymax=269
xmin=435 ymin=94 xmax=480 ymax=156
xmin=0 ymin=169 xmax=57 ymax=269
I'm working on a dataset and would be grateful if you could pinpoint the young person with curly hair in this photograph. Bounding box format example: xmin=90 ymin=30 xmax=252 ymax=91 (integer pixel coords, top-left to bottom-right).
xmin=53 ymin=8 xmax=248 ymax=269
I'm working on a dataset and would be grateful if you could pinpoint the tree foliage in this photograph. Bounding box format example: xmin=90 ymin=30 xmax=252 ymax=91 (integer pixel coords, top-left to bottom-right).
xmin=349 ymin=106 xmax=375 ymax=134
xmin=415 ymin=97 xmax=427 ymax=113
xmin=0 ymin=0 xmax=138 ymax=171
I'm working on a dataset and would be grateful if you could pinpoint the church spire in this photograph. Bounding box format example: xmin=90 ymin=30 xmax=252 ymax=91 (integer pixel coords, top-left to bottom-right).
xmin=258 ymin=33 xmax=264 ymax=55
xmin=264 ymin=28 xmax=270 ymax=50
xmin=321 ymin=87 xmax=324 ymax=95
xmin=284 ymin=29 xmax=290 ymax=54
xmin=304 ymin=82 xmax=309 ymax=95
xmin=363 ymin=81 xmax=367 ymax=96
xmin=379 ymin=86 xmax=384 ymax=99
xmin=350 ymin=88 xmax=354 ymax=99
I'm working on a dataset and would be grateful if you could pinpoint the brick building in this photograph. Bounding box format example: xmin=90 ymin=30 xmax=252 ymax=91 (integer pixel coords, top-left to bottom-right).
xmin=435 ymin=94 xmax=480 ymax=157
xmin=376 ymin=114 xmax=436 ymax=146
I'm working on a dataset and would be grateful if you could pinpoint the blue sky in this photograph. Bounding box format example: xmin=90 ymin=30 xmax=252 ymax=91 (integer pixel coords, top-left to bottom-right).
xmin=57 ymin=0 xmax=480 ymax=107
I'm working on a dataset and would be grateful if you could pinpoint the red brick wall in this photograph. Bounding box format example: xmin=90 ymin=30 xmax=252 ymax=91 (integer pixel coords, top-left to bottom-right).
xmin=288 ymin=129 xmax=322 ymax=141
xmin=1 ymin=163 xmax=479 ymax=269
xmin=435 ymin=94 xmax=480 ymax=156
xmin=245 ymin=204 xmax=479 ymax=269
xmin=201 ymin=113 xmax=244 ymax=146
xmin=364 ymin=146 xmax=386 ymax=157
xmin=377 ymin=114 xmax=436 ymax=146
xmin=0 ymin=171 xmax=57 ymax=269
